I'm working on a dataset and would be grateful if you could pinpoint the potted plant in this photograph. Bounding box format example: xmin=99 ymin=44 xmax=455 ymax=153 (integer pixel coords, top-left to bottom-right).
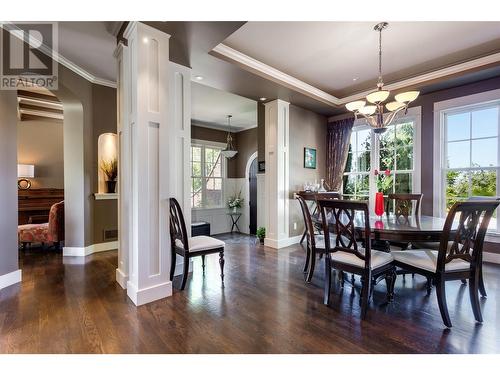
xmin=256 ymin=227 xmax=265 ymax=244
xmin=228 ymin=191 xmax=244 ymax=213
xmin=101 ymin=158 xmax=118 ymax=193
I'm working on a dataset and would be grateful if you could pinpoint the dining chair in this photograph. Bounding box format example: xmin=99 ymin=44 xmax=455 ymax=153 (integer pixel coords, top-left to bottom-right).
xmin=385 ymin=193 xmax=423 ymax=225
xmin=297 ymin=191 xmax=340 ymax=244
xmin=317 ymin=199 xmax=396 ymax=319
xmin=169 ymin=197 xmax=226 ymax=290
xmin=296 ymin=195 xmax=336 ymax=282
xmin=392 ymin=200 xmax=499 ymax=327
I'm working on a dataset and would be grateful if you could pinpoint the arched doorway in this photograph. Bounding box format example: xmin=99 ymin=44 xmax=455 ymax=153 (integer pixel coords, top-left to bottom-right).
xmin=245 ymin=152 xmax=258 ymax=235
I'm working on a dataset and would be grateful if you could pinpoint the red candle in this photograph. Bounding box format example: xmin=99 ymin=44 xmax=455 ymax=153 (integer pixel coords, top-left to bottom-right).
xmin=375 ymin=192 xmax=385 ymax=217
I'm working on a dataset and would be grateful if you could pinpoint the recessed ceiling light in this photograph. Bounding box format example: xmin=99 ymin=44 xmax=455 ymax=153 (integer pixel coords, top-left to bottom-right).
xmin=352 ymin=77 xmax=358 ymax=82
xmin=259 ymin=97 xmax=267 ymax=101
xmin=195 ymin=75 xmax=204 ymax=81
xmin=142 ymin=37 xmax=149 ymax=44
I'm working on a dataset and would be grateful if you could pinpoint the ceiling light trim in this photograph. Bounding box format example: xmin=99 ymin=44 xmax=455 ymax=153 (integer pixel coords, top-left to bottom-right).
xmin=0 ymin=22 xmax=117 ymax=89
xmin=212 ymin=43 xmax=339 ymax=106
xmin=212 ymin=42 xmax=500 ymax=109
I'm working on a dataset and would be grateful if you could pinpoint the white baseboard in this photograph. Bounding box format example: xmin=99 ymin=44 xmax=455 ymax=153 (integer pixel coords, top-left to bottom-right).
xmin=264 ymin=235 xmax=302 ymax=249
xmin=116 ymin=268 xmax=128 ymax=289
xmin=484 ymin=251 xmax=500 ymax=265
xmin=126 ymin=280 xmax=172 ymax=306
xmin=63 ymin=240 xmax=118 ymax=257
xmin=0 ymin=269 xmax=22 ymax=290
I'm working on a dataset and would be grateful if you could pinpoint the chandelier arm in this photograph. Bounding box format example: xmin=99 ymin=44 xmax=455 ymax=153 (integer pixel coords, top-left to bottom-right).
xmin=383 ymin=105 xmax=407 ymax=126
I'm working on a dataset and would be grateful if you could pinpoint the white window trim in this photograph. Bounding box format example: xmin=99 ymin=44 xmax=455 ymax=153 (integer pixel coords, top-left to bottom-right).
xmin=346 ymin=106 xmax=421 ymax=211
xmin=191 ymin=139 xmax=227 ymax=210
xmin=433 ymin=89 xmax=500 ymax=242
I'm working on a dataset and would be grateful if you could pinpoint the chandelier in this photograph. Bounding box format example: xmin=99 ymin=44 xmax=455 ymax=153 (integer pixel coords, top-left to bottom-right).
xmin=345 ymin=22 xmax=420 ymax=133
xmin=221 ymin=115 xmax=238 ymax=158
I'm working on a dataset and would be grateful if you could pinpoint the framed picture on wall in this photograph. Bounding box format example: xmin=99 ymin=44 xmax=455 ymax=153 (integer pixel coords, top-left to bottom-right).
xmin=304 ymin=147 xmax=317 ymax=169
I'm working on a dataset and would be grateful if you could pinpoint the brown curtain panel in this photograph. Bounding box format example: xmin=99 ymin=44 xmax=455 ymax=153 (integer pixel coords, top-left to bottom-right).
xmin=326 ymin=117 xmax=354 ymax=191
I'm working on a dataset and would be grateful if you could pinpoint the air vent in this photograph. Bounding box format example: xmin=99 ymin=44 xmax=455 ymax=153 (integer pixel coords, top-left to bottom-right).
xmin=103 ymin=229 xmax=118 ymax=241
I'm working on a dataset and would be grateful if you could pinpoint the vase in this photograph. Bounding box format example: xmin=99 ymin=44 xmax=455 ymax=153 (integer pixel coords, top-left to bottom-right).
xmin=106 ymin=180 xmax=117 ymax=194
xmin=232 ymin=206 xmax=237 ymax=213
xmin=374 ymin=192 xmax=384 ymax=217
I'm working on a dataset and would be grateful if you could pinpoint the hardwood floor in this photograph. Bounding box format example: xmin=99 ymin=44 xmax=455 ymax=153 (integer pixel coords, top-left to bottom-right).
xmin=1 ymin=234 xmax=500 ymax=353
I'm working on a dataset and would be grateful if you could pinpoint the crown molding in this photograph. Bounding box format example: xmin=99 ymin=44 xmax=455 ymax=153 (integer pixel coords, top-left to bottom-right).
xmin=0 ymin=22 xmax=117 ymax=89
xmin=212 ymin=43 xmax=500 ymax=109
xmin=211 ymin=43 xmax=339 ymax=107
xmin=191 ymin=119 xmax=257 ymax=133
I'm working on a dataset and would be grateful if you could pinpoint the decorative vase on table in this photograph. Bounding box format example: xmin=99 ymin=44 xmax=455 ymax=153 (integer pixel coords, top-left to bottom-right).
xmin=232 ymin=206 xmax=237 ymax=213
xmin=374 ymin=192 xmax=384 ymax=217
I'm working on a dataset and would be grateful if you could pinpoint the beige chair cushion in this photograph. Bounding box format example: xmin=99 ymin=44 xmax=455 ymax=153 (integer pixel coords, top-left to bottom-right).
xmin=330 ymin=248 xmax=393 ymax=270
xmin=392 ymin=249 xmax=470 ymax=273
xmin=175 ymin=235 xmax=225 ymax=252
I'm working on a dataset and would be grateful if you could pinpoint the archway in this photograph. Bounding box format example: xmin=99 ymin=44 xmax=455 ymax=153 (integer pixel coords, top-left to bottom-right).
xmin=244 ymin=152 xmax=258 ymax=235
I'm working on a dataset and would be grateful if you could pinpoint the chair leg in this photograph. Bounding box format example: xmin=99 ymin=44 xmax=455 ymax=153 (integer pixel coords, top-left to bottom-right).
xmin=360 ymin=272 xmax=371 ymax=319
xmin=469 ymin=269 xmax=483 ymax=323
xmin=436 ymin=277 xmax=452 ymax=328
xmin=426 ymin=276 xmax=433 ymax=294
xmin=303 ymin=245 xmax=310 ymax=274
xmin=478 ymin=266 xmax=487 ymax=297
xmin=180 ymin=257 xmax=189 ymax=290
xmin=169 ymin=252 xmax=176 ymax=281
xmin=385 ymin=269 xmax=396 ymax=302
xmin=219 ymin=251 xmax=225 ymax=284
xmin=323 ymin=255 xmax=332 ymax=305
xmin=306 ymin=248 xmax=316 ymax=282
xmin=299 ymin=229 xmax=306 ymax=245
xmin=201 ymin=255 xmax=206 ymax=274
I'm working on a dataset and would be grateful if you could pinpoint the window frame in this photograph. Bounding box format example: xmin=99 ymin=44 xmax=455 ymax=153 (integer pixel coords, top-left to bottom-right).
xmin=342 ymin=106 xmax=421 ymax=211
xmin=435 ymin=98 xmax=500 ymax=234
xmin=190 ymin=139 xmax=226 ymax=210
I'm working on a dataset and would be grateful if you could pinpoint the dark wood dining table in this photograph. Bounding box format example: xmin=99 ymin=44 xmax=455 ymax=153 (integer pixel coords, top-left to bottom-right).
xmin=312 ymin=212 xmax=454 ymax=246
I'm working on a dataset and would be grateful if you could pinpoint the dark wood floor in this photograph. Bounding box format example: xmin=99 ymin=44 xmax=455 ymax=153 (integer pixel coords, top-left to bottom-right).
xmin=1 ymin=234 xmax=500 ymax=353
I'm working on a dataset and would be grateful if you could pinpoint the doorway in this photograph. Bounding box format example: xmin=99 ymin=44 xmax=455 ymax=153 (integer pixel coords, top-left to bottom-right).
xmin=248 ymin=158 xmax=258 ymax=235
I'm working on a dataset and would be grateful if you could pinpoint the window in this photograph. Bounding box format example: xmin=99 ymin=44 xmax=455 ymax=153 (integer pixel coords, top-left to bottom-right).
xmin=191 ymin=143 xmax=224 ymax=208
xmin=440 ymin=103 xmax=499 ymax=230
xmin=342 ymin=109 xmax=421 ymax=209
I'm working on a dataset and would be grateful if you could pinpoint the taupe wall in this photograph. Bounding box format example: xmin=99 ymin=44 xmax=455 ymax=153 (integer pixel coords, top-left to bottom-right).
xmin=18 ymin=118 xmax=64 ymax=189
xmin=231 ymin=127 xmax=258 ymax=178
xmin=289 ymin=104 xmax=327 ymax=237
xmin=191 ymin=125 xmax=258 ymax=178
xmin=0 ymin=91 xmax=19 ymax=277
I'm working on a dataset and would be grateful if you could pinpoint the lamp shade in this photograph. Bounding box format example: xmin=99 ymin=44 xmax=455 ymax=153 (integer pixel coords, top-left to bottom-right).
xmin=395 ymin=91 xmax=420 ymax=103
xmin=366 ymin=90 xmax=390 ymax=104
xmin=385 ymin=101 xmax=405 ymax=112
xmin=359 ymin=105 xmax=377 ymax=116
xmin=18 ymin=164 xmax=34 ymax=178
xmin=345 ymin=100 xmax=366 ymax=112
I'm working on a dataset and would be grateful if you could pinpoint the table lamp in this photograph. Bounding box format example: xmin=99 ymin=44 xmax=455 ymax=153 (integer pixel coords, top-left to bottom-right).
xmin=18 ymin=164 xmax=35 ymax=190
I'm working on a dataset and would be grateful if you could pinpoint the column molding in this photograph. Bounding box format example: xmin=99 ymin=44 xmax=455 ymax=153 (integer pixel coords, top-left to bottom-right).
xmin=264 ymin=99 xmax=290 ymax=249
xmin=121 ymin=22 xmax=172 ymax=306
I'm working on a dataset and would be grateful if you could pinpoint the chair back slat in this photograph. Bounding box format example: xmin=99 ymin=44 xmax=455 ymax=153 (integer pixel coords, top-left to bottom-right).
xmin=386 ymin=193 xmax=422 ymax=223
xmin=437 ymin=200 xmax=499 ymax=271
xmin=169 ymin=197 xmax=189 ymax=251
xmin=296 ymin=195 xmax=316 ymax=249
xmin=317 ymin=199 xmax=371 ymax=268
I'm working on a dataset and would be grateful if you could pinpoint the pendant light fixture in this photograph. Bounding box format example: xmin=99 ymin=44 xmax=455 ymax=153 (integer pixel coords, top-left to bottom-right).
xmin=345 ymin=22 xmax=420 ymax=133
xmin=221 ymin=115 xmax=238 ymax=158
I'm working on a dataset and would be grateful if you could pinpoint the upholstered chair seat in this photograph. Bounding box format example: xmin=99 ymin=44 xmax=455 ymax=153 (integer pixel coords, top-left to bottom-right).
xmin=18 ymin=201 xmax=64 ymax=249
xmin=332 ymin=249 xmax=393 ymax=270
xmin=176 ymin=236 xmax=225 ymax=252
xmin=392 ymin=250 xmax=469 ymax=273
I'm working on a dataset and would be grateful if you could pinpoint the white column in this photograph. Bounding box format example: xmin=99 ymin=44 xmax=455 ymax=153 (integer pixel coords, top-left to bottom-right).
xmin=167 ymin=61 xmax=193 ymax=276
xmin=122 ymin=22 xmax=172 ymax=305
xmin=115 ymin=41 xmax=129 ymax=289
xmin=264 ymin=99 xmax=290 ymax=249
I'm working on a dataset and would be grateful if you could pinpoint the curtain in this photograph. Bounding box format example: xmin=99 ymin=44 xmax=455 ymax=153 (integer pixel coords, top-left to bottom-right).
xmin=326 ymin=117 xmax=354 ymax=192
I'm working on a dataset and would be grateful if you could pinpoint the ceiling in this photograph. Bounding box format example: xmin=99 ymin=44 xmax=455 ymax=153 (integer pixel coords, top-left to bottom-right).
xmin=58 ymin=22 xmax=118 ymax=82
xmin=191 ymin=82 xmax=257 ymax=132
xmin=222 ymin=21 xmax=500 ymax=98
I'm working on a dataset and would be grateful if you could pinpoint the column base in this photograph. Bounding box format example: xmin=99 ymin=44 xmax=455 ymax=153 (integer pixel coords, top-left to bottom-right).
xmin=126 ymin=280 xmax=172 ymax=306
xmin=264 ymin=235 xmax=302 ymax=249
xmin=116 ymin=268 xmax=128 ymax=289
